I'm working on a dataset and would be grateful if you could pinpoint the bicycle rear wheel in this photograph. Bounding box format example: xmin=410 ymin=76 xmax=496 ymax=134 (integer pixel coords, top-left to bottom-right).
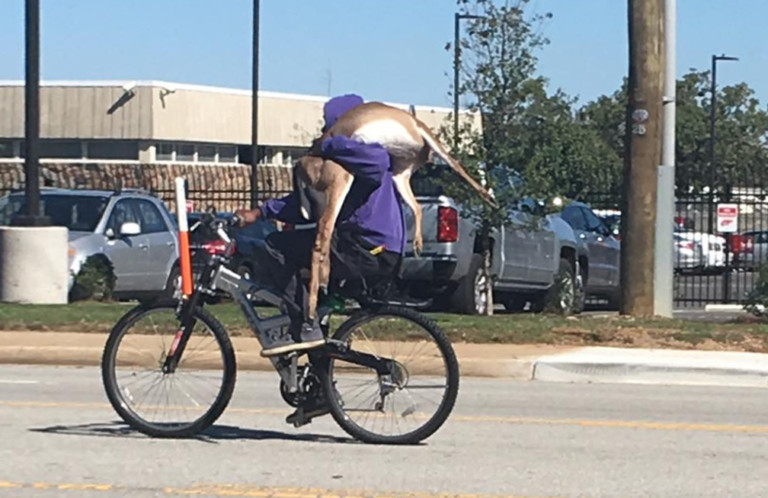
xmin=322 ymin=306 xmax=459 ymax=444
xmin=101 ymin=303 xmax=236 ymax=438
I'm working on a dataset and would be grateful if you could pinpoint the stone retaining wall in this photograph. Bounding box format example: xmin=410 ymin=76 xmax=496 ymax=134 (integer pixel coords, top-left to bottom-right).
xmin=0 ymin=161 xmax=293 ymax=212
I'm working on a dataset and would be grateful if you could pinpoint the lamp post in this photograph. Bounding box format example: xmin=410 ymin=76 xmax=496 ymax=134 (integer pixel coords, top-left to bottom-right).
xmin=707 ymin=54 xmax=739 ymax=234
xmin=250 ymin=0 xmax=260 ymax=209
xmin=12 ymin=0 xmax=48 ymax=226
xmin=453 ymin=13 xmax=483 ymax=145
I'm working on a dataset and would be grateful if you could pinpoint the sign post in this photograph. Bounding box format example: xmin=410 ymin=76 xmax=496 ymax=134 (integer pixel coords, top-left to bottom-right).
xmin=717 ymin=203 xmax=738 ymax=303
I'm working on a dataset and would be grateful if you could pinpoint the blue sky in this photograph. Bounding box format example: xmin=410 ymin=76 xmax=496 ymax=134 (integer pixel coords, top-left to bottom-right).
xmin=0 ymin=0 xmax=765 ymax=109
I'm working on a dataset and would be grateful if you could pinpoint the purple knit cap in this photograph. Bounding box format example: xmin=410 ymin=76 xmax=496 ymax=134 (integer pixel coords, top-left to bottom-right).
xmin=323 ymin=94 xmax=364 ymax=131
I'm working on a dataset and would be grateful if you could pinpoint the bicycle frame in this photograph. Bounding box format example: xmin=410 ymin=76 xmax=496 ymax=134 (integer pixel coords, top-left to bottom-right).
xmin=162 ymin=222 xmax=396 ymax=393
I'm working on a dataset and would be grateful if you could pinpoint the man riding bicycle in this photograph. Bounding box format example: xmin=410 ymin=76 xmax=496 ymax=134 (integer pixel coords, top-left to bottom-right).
xmin=236 ymin=94 xmax=405 ymax=357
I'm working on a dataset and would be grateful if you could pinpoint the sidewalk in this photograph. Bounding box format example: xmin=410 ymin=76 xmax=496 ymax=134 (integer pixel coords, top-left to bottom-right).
xmin=3 ymin=331 xmax=768 ymax=387
xmin=0 ymin=331 xmax=569 ymax=379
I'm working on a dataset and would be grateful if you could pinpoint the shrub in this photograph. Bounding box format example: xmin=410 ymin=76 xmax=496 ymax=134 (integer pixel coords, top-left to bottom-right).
xmin=69 ymin=256 xmax=116 ymax=302
xmin=744 ymin=262 xmax=768 ymax=318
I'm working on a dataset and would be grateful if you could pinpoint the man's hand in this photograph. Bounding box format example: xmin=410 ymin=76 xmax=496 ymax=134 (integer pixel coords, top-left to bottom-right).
xmin=234 ymin=208 xmax=261 ymax=226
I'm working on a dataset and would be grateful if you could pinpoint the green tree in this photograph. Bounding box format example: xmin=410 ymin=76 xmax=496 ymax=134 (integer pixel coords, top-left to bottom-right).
xmin=579 ymin=71 xmax=768 ymax=196
xmin=441 ymin=0 xmax=552 ymax=315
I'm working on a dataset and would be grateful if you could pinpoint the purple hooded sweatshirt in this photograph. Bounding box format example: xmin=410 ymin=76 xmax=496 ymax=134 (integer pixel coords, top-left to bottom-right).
xmin=261 ymin=95 xmax=405 ymax=254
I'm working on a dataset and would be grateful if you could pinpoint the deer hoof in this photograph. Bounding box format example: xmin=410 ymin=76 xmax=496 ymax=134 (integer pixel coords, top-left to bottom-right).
xmin=413 ymin=239 xmax=423 ymax=258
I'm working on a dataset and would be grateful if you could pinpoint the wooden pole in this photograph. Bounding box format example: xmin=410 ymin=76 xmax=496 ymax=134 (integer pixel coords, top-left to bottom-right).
xmin=621 ymin=0 xmax=665 ymax=316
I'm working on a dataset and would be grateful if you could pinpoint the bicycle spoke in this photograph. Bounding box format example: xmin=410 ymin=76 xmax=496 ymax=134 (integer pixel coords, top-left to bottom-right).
xmin=327 ymin=310 xmax=457 ymax=443
xmin=111 ymin=307 xmax=227 ymax=430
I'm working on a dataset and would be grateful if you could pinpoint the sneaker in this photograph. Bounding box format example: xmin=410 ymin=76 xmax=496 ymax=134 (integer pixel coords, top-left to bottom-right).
xmin=261 ymin=321 xmax=325 ymax=357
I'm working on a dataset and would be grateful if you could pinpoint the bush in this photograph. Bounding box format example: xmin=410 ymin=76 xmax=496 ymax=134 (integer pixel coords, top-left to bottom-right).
xmin=744 ymin=262 xmax=768 ymax=318
xmin=69 ymin=256 xmax=116 ymax=302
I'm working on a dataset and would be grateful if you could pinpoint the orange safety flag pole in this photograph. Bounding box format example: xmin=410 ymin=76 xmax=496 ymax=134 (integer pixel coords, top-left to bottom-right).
xmin=174 ymin=177 xmax=194 ymax=297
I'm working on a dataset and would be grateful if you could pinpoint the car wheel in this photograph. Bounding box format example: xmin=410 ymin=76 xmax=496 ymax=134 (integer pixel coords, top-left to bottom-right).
xmin=159 ymin=265 xmax=182 ymax=303
xmin=573 ymin=265 xmax=587 ymax=314
xmin=502 ymin=295 xmax=527 ymax=313
xmin=236 ymin=263 xmax=253 ymax=283
xmin=450 ymin=254 xmax=490 ymax=315
xmin=533 ymin=258 xmax=576 ymax=316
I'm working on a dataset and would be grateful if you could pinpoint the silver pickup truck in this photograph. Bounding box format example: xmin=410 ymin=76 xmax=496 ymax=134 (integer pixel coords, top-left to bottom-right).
xmin=400 ymin=167 xmax=584 ymax=315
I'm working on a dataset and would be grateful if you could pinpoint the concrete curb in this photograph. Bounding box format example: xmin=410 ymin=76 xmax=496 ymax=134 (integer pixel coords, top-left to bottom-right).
xmin=704 ymin=304 xmax=747 ymax=312
xmin=6 ymin=331 xmax=768 ymax=386
xmin=532 ymin=347 xmax=768 ymax=387
xmin=0 ymin=345 xmax=536 ymax=380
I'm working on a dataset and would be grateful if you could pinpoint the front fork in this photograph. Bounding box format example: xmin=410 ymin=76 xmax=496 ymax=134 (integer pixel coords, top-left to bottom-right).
xmin=162 ymin=262 xmax=215 ymax=374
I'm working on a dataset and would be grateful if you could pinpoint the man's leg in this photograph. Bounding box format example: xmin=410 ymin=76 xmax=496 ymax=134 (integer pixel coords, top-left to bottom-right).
xmin=252 ymin=229 xmax=325 ymax=355
xmin=329 ymin=232 xmax=401 ymax=298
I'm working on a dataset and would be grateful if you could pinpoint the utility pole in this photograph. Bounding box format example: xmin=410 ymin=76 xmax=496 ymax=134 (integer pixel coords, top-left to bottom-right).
xmin=621 ymin=0 xmax=665 ymax=316
xmin=653 ymin=0 xmax=675 ymax=317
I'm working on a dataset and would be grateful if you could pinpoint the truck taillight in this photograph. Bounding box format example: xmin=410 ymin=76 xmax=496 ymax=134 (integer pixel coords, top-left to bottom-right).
xmin=732 ymin=234 xmax=754 ymax=254
xmin=437 ymin=206 xmax=458 ymax=243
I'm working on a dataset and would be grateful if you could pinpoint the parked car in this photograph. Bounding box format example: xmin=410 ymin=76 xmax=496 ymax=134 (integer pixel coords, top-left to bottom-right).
xmin=186 ymin=211 xmax=277 ymax=283
xmin=400 ymin=164 xmax=584 ymax=315
xmin=557 ymin=202 xmax=621 ymax=307
xmin=0 ymin=187 xmax=179 ymax=301
xmin=675 ymin=230 xmax=726 ymax=271
xmin=674 ymin=233 xmax=705 ymax=272
xmin=732 ymin=231 xmax=762 ymax=270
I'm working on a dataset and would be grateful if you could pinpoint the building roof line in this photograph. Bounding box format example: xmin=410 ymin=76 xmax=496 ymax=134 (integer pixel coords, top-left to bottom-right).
xmin=0 ymin=79 xmax=477 ymax=115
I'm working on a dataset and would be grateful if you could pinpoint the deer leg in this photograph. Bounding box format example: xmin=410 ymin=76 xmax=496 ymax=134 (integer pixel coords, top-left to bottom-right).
xmin=393 ymin=169 xmax=423 ymax=257
xmin=307 ymin=161 xmax=353 ymax=320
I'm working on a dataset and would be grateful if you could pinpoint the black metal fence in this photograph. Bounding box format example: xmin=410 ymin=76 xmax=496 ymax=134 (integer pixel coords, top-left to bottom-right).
xmin=4 ymin=178 xmax=767 ymax=308
xmin=581 ymin=184 xmax=768 ymax=308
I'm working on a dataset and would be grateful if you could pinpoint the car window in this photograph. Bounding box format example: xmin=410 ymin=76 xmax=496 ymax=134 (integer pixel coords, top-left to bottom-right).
xmin=561 ymin=206 xmax=587 ymax=231
xmin=410 ymin=163 xmax=445 ymax=197
xmin=582 ymin=207 xmax=607 ymax=233
xmin=107 ymin=200 xmax=140 ymax=234
xmin=0 ymin=194 xmax=109 ymax=231
xmin=135 ymin=200 xmax=168 ymax=234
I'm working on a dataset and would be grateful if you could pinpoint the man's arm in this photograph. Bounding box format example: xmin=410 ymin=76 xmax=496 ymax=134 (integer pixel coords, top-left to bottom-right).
xmin=236 ymin=192 xmax=306 ymax=225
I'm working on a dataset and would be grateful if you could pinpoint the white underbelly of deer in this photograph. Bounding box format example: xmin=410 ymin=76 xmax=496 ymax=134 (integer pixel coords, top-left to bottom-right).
xmin=351 ymin=119 xmax=422 ymax=161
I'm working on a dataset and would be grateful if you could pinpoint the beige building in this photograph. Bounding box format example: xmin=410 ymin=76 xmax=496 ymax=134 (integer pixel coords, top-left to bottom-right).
xmin=0 ymin=80 xmax=481 ymax=168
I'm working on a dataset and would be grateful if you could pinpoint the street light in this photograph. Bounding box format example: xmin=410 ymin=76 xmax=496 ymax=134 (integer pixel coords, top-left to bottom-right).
xmin=12 ymin=0 xmax=48 ymax=226
xmin=251 ymin=0 xmax=260 ymax=210
xmin=453 ymin=13 xmax=484 ymax=145
xmin=707 ymin=53 xmax=739 ymax=234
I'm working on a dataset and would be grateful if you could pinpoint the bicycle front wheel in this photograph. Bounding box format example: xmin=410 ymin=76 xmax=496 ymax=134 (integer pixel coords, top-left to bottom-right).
xmin=101 ymin=303 xmax=236 ymax=438
xmin=322 ymin=306 xmax=459 ymax=444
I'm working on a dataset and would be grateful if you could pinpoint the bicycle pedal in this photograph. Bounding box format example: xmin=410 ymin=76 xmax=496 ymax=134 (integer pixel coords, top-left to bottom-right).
xmin=286 ymin=406 xmax=331 ymax=428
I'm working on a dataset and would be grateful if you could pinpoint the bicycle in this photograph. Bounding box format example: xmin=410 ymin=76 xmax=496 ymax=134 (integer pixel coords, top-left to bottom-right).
xmin=101 ymin=214 xmax=460 ymax=444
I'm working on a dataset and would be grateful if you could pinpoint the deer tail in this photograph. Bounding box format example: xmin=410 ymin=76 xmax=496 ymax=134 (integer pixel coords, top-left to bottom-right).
xmin=416 ymin=122 xmax=495 ymax=205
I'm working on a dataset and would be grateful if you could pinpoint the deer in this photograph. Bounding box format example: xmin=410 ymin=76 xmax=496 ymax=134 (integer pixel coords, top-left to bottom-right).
xmin=295 ymin=102 xmax=494 ymax=321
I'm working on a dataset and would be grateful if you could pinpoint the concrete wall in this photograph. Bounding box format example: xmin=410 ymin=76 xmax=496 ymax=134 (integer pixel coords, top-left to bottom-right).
xmin=151 ymin=88 xmax=325 ymax=147
xmin=0 ymin=85 xmax=153 ymax=139
xmin=0 ymin=82 xmax=481 ymax=148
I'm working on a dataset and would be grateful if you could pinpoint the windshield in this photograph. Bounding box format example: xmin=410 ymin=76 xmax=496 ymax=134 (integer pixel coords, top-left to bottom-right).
xmin=0 ymin=194 xmax=110 ymax=232
xmin=411 ymin=163 xmax=446 ymax=197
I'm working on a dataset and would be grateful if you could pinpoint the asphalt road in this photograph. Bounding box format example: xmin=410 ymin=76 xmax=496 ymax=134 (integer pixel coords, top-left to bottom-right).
xmin=2 ymin=366 xmax=768 ymax=497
